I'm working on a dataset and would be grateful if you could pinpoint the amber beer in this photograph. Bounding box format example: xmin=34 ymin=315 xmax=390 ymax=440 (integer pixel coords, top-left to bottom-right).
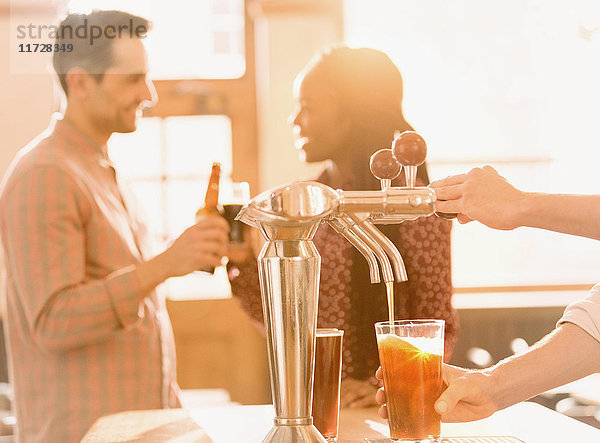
xmin=375 ymin=320 xmax=444 ymax=443
xmin=312 ymin=329 xmax=344 ymax=442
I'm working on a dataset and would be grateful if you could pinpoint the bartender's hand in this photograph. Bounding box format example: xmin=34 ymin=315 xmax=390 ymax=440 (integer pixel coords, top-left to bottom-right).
xmin=375 ymin=364 xmax=498 ymax=423
xmin=341 ymin=377 xmax=380 ymax=408
xmin=162 ymin=215 xmax=230 ymax=277
xmin=374 ymin=367 xmax=389 ymax=419
xmin=430 ymin=166 xmax=527 ymax=230
xmin=432 ymin=365 xmax=498 ymax=422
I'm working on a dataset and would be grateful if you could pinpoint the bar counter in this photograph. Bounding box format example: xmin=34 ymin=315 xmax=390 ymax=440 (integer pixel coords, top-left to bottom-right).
xmin=83 ymin=401 xmax=600 ymax=442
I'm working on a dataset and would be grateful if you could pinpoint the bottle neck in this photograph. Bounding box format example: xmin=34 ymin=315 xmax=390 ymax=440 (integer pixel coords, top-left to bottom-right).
xmin=204 ymin=164 xmax=221 ymax=209
xmin=205 ymin=181 xmax=220 ymax=208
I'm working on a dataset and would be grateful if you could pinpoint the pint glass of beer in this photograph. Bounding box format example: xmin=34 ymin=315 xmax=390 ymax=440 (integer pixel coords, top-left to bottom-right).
xmin=312 ymin=328 xmax=344 ymax=442
xmin=375 ymin=320 xmax=444 ymax=443
xmin=220 ymin=181 xmax=250 ymax=243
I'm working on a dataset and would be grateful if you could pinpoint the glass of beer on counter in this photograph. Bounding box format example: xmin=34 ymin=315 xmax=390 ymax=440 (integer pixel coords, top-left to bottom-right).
xmin=375 ymin=320 xmax=444 ymax=443
xmin=312 ymin=328 xmax=344 ymax=442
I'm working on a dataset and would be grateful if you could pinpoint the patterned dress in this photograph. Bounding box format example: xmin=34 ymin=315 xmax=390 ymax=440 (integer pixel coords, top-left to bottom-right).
xmin=228 ymin=171 xmax=458 ymax=380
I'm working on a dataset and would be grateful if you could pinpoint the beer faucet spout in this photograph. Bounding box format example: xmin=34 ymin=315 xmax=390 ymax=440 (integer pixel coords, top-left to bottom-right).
xmin=328 ymin=218 xmax=381 ymax=284
xmin=354 ymin=217 xmax=408 ymax=282
xmin=339 ymin=215 xmax=395 ymax=283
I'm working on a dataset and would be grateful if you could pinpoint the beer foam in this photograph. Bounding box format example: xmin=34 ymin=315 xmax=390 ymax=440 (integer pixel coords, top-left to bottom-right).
xmin=316 ymin=330 xmax=343 ymax=337
xmin=378 ymin=334 xmax=443 ymax=356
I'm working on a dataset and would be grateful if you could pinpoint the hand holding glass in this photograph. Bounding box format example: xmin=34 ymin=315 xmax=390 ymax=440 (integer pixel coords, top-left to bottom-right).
xmin=375 ymin=320 xmax=444 ymax=443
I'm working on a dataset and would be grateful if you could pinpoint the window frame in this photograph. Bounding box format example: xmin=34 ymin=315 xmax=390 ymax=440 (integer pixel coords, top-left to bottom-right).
xmin=142 ymin=1 xmax=258 ymax=194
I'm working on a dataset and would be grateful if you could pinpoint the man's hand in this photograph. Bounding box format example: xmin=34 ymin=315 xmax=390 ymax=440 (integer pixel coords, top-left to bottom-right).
xmin=162 ymin=215 xmax=230 ymax=277
xmin=430 ymin=166 xmax=527 ymax=230
xmin=375 ymin=364 xmax=499 ymax=423
xmin=340 ymin=377 xmax=380 ymax=408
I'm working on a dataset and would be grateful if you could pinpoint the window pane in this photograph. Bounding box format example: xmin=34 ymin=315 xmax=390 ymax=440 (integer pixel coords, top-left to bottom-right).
xmin=165 ymin=115 xmax=232 ymax=179
xmin=108 ymin=117 xmax=163 ymax=179
xmin=165 ymin=268 xmax=232 ymax=300
xmin=67 ymin=0 xmax=245 ymax=79
xmin=130 ymin=181 xmax=165 ymax=246
xmin=165 ymin=179 xmax=203 ymax=241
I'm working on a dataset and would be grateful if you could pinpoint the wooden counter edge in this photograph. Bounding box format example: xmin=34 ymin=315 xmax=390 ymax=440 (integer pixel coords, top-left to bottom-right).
xmin=82 ymin=408 xmax=212 ymax=442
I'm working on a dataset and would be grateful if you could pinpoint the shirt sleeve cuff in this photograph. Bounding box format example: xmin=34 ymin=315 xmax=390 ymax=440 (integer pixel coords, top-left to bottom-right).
xmin=105 ymin=265 xmax=145 ymax=327
xmin=557 ymin=285 xmax=600 ymax=344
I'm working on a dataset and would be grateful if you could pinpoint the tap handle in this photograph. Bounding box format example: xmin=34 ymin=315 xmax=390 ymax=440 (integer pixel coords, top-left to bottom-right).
xmin=369 ymin=148 xmax=402 ymax=190
xmin=392 ymin=131 xmax=427 ymax=188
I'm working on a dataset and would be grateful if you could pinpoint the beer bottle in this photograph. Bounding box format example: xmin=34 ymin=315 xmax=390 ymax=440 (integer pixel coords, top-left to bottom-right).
xmin=196 ymin=162 xmax=222 ymax=273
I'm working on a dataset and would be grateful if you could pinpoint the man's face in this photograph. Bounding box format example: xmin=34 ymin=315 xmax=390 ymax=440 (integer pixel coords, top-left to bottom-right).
xmin=86 ymin=37 xmax=157 ymax=135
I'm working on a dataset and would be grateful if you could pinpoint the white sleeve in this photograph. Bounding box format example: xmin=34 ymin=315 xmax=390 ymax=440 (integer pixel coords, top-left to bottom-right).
xmin=557 ymin=283 xmax=600 ymax=343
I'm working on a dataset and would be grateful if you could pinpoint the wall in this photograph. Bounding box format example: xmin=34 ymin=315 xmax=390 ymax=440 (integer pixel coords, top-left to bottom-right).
xmin=0 ymin=8 xmax=57 ymax=179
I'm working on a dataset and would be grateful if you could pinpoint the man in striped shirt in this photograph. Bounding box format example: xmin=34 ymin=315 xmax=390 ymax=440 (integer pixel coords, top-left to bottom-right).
xmin=0 ymin=10 xmax=229 ymax=442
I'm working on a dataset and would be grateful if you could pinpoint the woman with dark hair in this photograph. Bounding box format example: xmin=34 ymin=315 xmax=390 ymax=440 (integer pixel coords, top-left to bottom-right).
xmin=228 ymin=46 xmax=458 ymax=407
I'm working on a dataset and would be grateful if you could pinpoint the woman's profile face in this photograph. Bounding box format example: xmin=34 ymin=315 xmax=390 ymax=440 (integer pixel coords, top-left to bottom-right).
xmin=290 ymin=68 xmax=350 ymax=164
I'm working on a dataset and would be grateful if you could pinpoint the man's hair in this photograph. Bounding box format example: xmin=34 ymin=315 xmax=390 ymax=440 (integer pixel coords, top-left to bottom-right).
xmin=52 ymin=10 xmax=150 ymax=96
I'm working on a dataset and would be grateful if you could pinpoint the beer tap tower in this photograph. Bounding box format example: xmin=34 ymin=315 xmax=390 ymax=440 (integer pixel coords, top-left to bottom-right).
xmin=237 ymin=132 xmax=435 ymax=442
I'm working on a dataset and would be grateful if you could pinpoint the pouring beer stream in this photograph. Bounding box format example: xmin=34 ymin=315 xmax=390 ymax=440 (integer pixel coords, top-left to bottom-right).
xmin=236 ymin=131 xmax=436 ymax=442
xmin=369 ymin=130 xmax=427 ymax=324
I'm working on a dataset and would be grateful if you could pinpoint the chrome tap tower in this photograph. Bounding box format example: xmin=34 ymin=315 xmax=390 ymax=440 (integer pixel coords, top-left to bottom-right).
xmin=236 ymin=132 xmax=438 ymax=442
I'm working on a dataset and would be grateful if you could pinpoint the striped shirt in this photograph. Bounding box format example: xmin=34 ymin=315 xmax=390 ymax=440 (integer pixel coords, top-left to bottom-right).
xmin=0 ymin=116 xmax=180 ymax=442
